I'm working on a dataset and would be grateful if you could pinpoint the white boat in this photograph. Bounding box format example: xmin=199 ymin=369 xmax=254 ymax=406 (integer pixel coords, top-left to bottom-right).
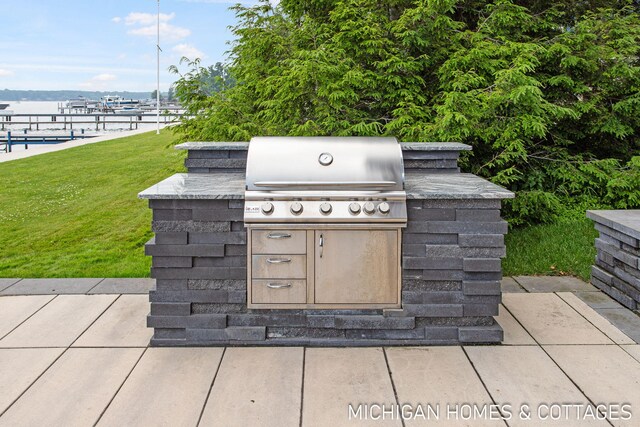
xmin=101 ymin=95 xmax=141 ymax=109
xmin=0 ymin=103 xmax=9 ymax=110
xmin=114 ymin=106 xmax=143 ymax=114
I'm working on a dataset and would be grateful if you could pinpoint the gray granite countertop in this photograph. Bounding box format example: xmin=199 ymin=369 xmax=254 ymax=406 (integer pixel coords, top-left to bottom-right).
xmin=404 ymin=172 xmax=513 ymax=199
xmin=587 ymin=210 xmax=640 ymax=240
xmin=139 ymin=172 xmax=513 ymax=200
xmin=175 ymin=141 xmax=471 ymax=151
xmin=139 ymin=173 xmax=245 ymax=200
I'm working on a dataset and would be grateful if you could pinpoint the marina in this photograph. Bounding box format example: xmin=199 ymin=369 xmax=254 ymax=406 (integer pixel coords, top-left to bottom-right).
xmin=56 ymin=96 xmax=183 ymax=114
xmin=0 ymin=111 xmax=182 ymax=131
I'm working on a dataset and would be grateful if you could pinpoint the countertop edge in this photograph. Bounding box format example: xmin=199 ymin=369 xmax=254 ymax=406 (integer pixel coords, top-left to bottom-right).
xmin=138 ymin=173 xmax=514 ymax=201
xmin=586 ymin=209 xmax=640 ymax=239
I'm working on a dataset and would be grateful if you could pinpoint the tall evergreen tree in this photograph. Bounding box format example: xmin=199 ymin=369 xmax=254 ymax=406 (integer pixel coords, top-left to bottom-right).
xmin=172 ymin=0 xmax=640 ymax=224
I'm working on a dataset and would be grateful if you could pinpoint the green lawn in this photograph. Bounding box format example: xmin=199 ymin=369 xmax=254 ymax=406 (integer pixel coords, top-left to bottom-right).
xmin=0 ymin=132 xmax=597 ymax=279
xmin=503 ymin=218 xmax=597 ymax=281
xmin=0 ymin=130 xmax=185 ymax=277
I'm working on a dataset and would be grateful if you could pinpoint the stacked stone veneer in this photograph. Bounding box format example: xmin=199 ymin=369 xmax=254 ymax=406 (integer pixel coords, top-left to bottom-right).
xmin=182 ymin=143 xmax=464 ymax=174
xmin=144 ymin=142 xmax=508 ymax=346
xmin=185 ymin=149 xmax=247 ymax=174
xmin=588 ymin=210 xmax=640 ymax=311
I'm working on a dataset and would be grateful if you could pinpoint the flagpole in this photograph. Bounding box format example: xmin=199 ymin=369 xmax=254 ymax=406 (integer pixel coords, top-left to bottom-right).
xmin=156 ymin=0 xmax=160 ymax=135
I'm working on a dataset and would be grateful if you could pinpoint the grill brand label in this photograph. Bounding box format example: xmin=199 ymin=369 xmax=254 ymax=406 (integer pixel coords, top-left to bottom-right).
xmin=245 ymin=206 xmax=260 ymax=213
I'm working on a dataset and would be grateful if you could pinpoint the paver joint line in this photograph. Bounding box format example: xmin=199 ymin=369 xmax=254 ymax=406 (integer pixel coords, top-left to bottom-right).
xmin=195 ymin=347 xmax=227 ymax=427
xmin=382 ymin=348 xmax=406 ymax=427
xmin=298 ymin=347 xmax=306 ymax=427
xmin=93 ymin=347 xmax=149 ymax=426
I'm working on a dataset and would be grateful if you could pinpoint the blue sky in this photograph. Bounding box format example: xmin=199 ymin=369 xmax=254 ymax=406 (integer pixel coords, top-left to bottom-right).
xmin=0 ymin=0 xmax=250 ymax=92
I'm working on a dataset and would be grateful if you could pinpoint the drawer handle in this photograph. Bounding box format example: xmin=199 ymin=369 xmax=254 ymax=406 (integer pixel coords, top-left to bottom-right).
xmin=267 ymin=233 xmax=291 ymax=239
xmin=267 ymin=283 xmax=292 ymax=289
xmin=266 ymin=258 xmax=291 ymax=264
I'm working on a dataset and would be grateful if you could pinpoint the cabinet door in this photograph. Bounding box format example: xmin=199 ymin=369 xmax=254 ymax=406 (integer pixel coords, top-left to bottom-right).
xmin=314 ymin=230 xmax=399 ymax=305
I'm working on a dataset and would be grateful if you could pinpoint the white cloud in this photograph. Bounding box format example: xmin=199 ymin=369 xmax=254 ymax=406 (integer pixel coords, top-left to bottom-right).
xmin=128 ymin=23 xmax=191 ymax=42
xmin=172 ymin=43 xmax=205 ymax=59
xmin=93 ymin=73 xmax=117 ymax=81
xmin=0 ymin=68 xmax=14 ymax=77
xmin=112 ymin=16 xmax=122 ymax=23
xmin=79 ymin=73 xmax=118 ymax=90
xmin=123 ymin=12 xmax=190 ymax=42
xmin=125 ymin=12 xmax=175 ymax=26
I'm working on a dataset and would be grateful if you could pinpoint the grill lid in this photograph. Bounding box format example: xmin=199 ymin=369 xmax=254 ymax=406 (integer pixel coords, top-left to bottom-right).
xmin=245 ymin=137 xmax=404 ymax=192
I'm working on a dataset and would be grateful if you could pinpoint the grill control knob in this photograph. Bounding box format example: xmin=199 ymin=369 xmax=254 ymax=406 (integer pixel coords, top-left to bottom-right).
xmin=319 ymin=202 xmax=332 ymax=215
xmin=363 ymin=202 xmax=376 ymax=215
xmin=290 ymin=202 xmax=303 ymax=215
xmin=261 ymin=202 xmax=274 ymax=215
xmin=348 ymin=202 xmax=361 ymax=215
xmin=378 ymin=202 xmax=391 ymax=215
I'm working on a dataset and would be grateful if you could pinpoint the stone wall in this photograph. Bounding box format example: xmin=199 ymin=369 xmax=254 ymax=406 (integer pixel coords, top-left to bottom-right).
xmin=588 ymin=211 xmax=640 ymax=311
xmin=145 ymin=198 xmax=506 ymax=346
xmin=184 ymin=147 xmax=462 ymax=174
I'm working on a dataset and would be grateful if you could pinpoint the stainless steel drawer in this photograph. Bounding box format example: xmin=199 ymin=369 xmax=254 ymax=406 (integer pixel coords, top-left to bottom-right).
xmin=251 ymin=280 xmax=306 ymax=304
xmin=251 ymin=230 xmax=306 ymax=254
xmin=251 ymin=255 xmax=306 ymax=279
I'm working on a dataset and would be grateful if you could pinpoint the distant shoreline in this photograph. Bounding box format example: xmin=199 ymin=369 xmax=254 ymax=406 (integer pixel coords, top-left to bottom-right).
xmin=0 ymin=89 xmax=155 ymax=102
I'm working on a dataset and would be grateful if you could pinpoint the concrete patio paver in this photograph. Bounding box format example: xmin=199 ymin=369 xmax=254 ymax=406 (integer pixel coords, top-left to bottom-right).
xmin=465 ymin=346 xmax=607 ymax=426
xmin=88 ymin=278 xmax=155 ymax=295
xmin=96 ymin=347 xmax=223 ymax=427
xmin=0 ymin=279 xmax=20 ymax=292
xmin=200 ymin=347 xmax=303 ymax=427
xmin=544 ymin=345 xmax=640 ymax=427
xmin=0 ymin=295 xmax=117 ymax=348
xmin=302 ymin=348 xmax=400 ymax=427
xmin=0 ymin=278 xmax=103 ymax=295
xmin=0 ymin=348 xmax=64 ymax=414
xmin=0 ymin=295 xmax=55 ymax=339
xmin=502 ymin=293 xmax=613 ymax=345
xmin=0 ymin=348 xmax=143 ymax=427
xmin=495 ymin=304 xmax=536 ymax=345
xmin=73 ymin=295 xmax=153 ymax=348
xmin=591 ymin=308 xmax=640 ymax=343
xmin=574 ymin=290 xmax=624 ymax=309
xmin=514 ymin=275 xmax=597 ymax=293
xmin=0 ymin=280 xmax=639 ymax=426
xmin=385 ymin=347 xmax=502 ymax=426
xmin=501 ymin=277 xmax=526 ymax=293
xmin=622 ymin=345 xmax=640 ymax=363
xmin=557 ymin=292 xmax=635 ymax=344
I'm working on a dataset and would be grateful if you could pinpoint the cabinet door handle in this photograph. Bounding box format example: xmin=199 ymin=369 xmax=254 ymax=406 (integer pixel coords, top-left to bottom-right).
xmin=267 ymin=233 xmax=291 ymax=239
xmin=267 ymin=283 xmax=292 ymax=289
xmin=266 ymin=258 xmax=291 ymax=264
xmin=319 ymin=233 xmax=324 ymax=258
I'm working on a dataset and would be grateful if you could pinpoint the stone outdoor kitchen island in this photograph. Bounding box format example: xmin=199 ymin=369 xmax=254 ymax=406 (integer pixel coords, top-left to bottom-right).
xmin=139 ymin=139 xmax=513 ymax=346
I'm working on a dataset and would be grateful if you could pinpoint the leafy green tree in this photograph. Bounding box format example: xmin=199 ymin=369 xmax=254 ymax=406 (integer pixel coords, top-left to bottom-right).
xmin=171 ymin=0 xmax=640 ymax=224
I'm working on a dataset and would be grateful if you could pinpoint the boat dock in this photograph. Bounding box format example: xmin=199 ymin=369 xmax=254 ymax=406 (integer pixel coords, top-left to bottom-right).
xmin=0 ymin=112 xmax=182 ymax=131
xmin=57 ymin=103 xmax=184 ymax=114
xmin=0 ymin=130 xmax=94 ymax=153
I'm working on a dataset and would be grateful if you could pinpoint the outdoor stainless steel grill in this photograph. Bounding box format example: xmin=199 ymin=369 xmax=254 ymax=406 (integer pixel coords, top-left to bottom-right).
xmin=243 ymin=136 xmax=407 ymax=309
